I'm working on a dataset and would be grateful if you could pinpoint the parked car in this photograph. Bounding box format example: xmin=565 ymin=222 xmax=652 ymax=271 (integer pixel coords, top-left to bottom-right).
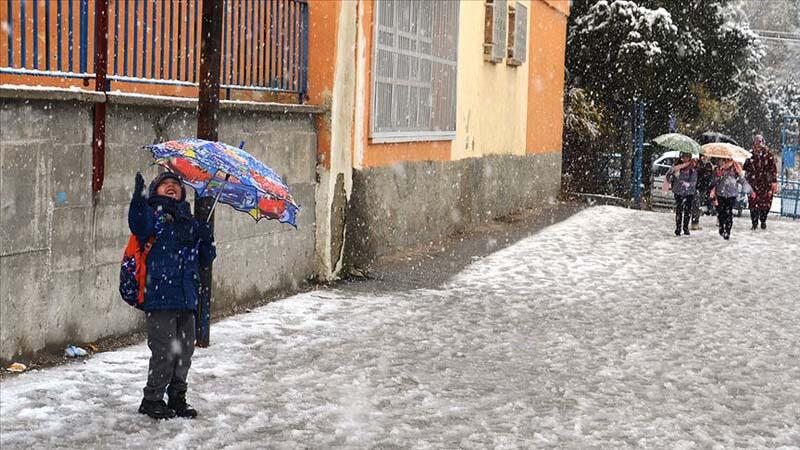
xmin=650 ymin=151 xmax=748 ymax=215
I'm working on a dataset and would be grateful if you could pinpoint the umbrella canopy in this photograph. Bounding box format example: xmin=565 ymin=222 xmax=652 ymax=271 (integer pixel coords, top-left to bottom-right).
xmin=700 ymin=142 xmax=752 ymax=162
xmin=698 ymin=131 xmax=738 ymax=146
xmin=144 ymin=138 xmax=299 ymax=227
xmin=652 ymin=133 xmax=701 ymax=156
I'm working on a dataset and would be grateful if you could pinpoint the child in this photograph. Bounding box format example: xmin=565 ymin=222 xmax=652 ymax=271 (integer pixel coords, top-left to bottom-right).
xmin=129 ymin=172 xmax=216 ymax=419
xmin=666 ymin=152 xmax=698 ymax=236
xmin=709 ymin=159 xmax=745 ymax=240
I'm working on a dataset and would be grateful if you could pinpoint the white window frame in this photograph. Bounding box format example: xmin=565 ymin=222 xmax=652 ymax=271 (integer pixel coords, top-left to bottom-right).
xmin=370 ymin=0 xmax=460 ymax=144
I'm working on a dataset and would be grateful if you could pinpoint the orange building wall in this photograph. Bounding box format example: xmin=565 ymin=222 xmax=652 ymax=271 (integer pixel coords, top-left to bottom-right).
xmin=357 ymin=0 xmax=451 ymax=169
xmin=306 ymin=0 xmax=341 ymax=170
xmin=526 ymin=0 xmax=568 ymax=154
xmin=542 ymin=0 xmax=571 ymax=17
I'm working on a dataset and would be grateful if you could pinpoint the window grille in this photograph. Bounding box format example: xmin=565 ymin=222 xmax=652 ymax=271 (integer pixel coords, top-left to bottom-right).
xmin=371 ymin=0 xmax=460 ymax=143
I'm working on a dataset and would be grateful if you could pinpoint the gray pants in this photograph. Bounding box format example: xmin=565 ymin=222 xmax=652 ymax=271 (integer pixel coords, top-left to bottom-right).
xmin=143 ymin=310 xmax=196 ymax=401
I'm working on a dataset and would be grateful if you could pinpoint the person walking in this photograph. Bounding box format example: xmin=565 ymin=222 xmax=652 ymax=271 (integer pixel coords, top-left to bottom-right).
xmin=743 ymin=134 xmax=778 ymax=230
xmin=667 ymin=152 xmax=698 ymax=236
xmin=710 ymin=159 xmax=745 ymax=240
xmin=691 ymin=155 xmax=715 ymax=230
xmin=129 ymin=172 xmax=216 ymax=419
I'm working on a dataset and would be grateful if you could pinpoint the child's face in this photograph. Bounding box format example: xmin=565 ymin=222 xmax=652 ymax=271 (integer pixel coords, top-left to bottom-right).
xmin=156 ymin=178 xmax=182 ymax=200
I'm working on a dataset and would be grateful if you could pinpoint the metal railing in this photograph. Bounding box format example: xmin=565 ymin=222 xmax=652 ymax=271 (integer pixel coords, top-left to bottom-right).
xmin=1 ymin=0 xmax=309 ymax=102
xmin=2 ymin=0 xmax=94 ymax=79
xmin=776 ymin=180 xmax=800 ymax=219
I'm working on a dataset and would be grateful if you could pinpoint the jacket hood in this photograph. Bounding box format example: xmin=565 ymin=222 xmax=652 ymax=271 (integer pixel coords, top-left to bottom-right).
xmin=148 ymin=172 xmax=187 ymax=202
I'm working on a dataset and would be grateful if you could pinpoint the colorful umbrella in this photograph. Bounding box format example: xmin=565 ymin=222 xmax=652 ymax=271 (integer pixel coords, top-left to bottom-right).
xmin=652 ymin=133 xmax=701 ymax=156
xmin=144 ymin=138 xmax=299 ymax=227
xmin=700 ymin=142 xmax=752 ymax=163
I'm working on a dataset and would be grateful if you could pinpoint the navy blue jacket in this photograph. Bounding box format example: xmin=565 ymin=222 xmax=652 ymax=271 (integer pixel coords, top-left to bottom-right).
xmin=128 ymin=177 xmax=216 ymax=311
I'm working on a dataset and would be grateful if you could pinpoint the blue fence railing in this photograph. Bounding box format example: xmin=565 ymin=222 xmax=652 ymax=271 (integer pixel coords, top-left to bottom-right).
xmin=776 ymin=180 xmax=800 ymax=219
xmin=1 ymin=0 xmax=309 ymax=102
xmin=2 ymin=0 xmax=93 ymax=78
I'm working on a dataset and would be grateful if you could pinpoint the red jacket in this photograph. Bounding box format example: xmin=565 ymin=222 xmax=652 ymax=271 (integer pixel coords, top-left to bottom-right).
xmin=743 ymin=149 xmax=777 ymax=210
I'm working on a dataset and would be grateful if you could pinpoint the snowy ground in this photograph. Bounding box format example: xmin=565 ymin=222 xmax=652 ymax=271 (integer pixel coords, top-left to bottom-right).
xmin=1 ymin=206 xmax=799 ymax=449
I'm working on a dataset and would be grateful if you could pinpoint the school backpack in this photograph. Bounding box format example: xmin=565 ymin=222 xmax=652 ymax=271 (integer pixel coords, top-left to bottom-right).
xmin=119 ymin=235 xmax=154 ymax=309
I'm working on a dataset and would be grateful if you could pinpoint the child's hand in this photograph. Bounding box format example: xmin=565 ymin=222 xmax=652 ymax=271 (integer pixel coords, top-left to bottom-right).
xmin=133 ymin=172 xmax=146 ymax=200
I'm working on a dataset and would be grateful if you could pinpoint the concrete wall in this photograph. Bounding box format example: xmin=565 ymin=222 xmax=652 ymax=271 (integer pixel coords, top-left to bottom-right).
xmin=0 ymin=90 xmax=319 ymax=361
xmin=345 ymin=152 xmax=562 ymax=267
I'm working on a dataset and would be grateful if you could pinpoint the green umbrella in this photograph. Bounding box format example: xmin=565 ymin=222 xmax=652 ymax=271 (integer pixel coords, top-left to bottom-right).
xmin=652 ymin=133 xmax=701 ymax=156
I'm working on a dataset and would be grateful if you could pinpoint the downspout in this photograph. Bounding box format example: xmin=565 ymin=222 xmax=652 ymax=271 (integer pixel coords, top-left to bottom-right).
xmin=92 ymin=0 xmax=109 ymax=194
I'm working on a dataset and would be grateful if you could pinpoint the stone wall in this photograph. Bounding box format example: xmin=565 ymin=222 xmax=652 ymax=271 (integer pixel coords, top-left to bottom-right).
xmin=0 ymin=89 xmax=320 ymax=361
xmin=345 ymin=152 xmax=562 ymax=267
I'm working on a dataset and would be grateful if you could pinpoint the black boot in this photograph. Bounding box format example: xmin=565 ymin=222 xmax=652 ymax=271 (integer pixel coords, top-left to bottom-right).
xmin=675 ymin=228 xmax=681 ymax=236
xmin=139 ymin=398 xmax=176 ymax=419
xmin=168 ymin=394 xmax=198 ymax=419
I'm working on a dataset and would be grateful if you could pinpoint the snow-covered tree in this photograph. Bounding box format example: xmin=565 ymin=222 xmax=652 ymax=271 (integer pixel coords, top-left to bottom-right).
xmin=563 ymin=0 xmax=780 ymax=196
xmin=567 ymin=0 xmax=687 ymax=109
xmin=769 ymin=80 xmax=800 ymax=122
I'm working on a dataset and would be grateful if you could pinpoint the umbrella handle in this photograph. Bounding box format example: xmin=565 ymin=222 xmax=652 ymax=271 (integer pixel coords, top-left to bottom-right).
xmin=206 ymin=173 xmax=231 ymax=223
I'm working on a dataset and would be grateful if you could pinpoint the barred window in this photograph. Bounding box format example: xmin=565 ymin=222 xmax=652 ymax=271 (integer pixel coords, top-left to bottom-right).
xmin=371 ymin=0 xmax=460 ymax=143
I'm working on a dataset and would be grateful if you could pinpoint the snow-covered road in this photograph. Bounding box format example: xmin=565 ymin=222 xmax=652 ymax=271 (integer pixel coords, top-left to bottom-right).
xmin=2 ymin=206 xmax=799 ymax=449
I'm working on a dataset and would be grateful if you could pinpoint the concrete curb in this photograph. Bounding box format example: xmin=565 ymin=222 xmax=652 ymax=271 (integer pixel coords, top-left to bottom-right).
xmin=0 ymin=85 xmax=105 ymax=103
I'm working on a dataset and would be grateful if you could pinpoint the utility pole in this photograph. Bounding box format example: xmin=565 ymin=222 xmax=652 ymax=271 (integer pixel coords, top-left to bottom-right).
xmin=92 ymin=0 xmax=109 ymax=194
xmin=195 ymin=0 xmax=223 ymax=347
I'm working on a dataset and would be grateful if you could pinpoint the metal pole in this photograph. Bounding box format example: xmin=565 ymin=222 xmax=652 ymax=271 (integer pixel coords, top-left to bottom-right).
xmin=632 ymin=100 xmax=644 ymax=209
xmin=195 ymin=0 xmax=223 ymax=348
xmin=92 ymin=0 xmax=110 ymax=194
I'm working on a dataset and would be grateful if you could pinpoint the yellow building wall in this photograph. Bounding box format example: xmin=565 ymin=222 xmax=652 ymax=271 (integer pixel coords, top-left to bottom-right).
xmin=451 ymin=0 xmax=531 ymax=160
xmin=526 ymin=0 xmax=569 ymax=154
xmin=354 ymin=0 xmax=569 ymax=168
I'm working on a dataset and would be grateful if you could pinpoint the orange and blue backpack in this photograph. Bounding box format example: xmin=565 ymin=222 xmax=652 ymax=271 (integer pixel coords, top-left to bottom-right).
xmin=119 ymin=235 xmax=155 ymax=309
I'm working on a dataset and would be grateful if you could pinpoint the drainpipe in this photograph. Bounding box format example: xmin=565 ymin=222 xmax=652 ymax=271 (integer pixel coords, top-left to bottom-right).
xmin=92 ymin=0 xmax=109 ymax=194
